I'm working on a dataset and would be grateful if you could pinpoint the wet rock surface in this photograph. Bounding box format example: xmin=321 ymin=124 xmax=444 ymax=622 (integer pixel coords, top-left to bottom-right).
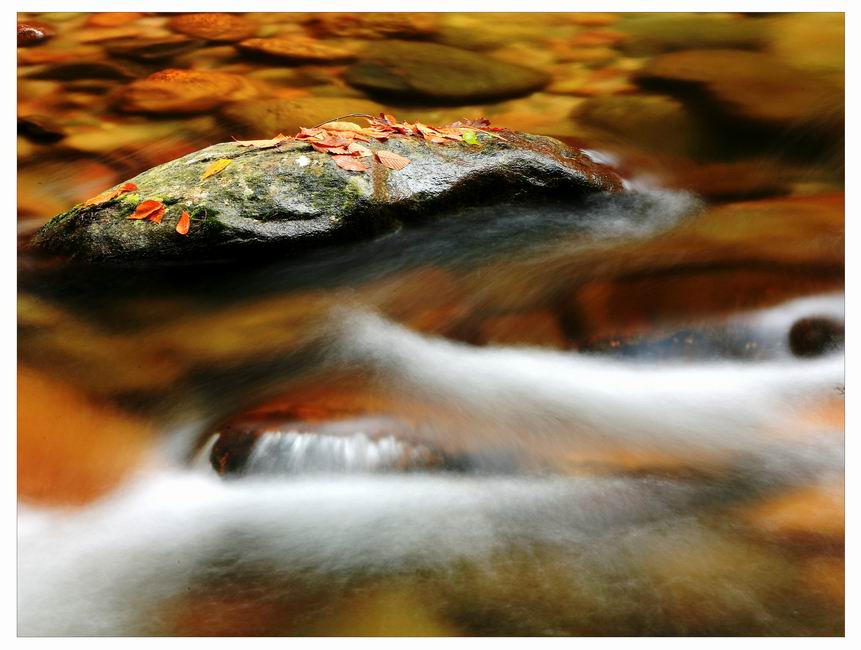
xmin=31 ymin=129 xmax=623 ymax=262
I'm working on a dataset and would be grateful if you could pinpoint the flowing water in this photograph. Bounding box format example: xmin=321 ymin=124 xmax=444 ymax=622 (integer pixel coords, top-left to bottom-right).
xmin=18 ymin=12 xmax=844 ymax=636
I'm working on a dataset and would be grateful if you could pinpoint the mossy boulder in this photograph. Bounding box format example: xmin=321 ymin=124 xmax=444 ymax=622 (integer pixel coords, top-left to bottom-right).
xmin=31 ymin=130 xmax=623 ymax=263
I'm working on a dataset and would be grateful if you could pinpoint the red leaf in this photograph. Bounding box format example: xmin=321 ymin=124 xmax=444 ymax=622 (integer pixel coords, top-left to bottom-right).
xmin=374 ymin=149 xmax=410 ymax=171
xmin=176 ymin=210 xmax=190 ymax=235
xmin=129 ymin=199 xmax=165 ymax=222
xmin=332 ymin=155 xmax=369 ymax=172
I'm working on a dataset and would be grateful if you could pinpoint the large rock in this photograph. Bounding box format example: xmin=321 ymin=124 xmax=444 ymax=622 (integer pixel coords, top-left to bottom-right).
xmin=31 ymin=130 xmax=623 ymax=262
xmin=346 ymin=40 xmax=550 ymax=104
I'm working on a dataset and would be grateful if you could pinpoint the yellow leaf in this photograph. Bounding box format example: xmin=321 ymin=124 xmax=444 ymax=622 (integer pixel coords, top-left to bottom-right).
xmin=201 ymin=158 xmax=232 ymax=181
xmin=232 ymin=133 xmax=290 ymax=148
xmin=320 ymin=121 xmax=363 ymax=132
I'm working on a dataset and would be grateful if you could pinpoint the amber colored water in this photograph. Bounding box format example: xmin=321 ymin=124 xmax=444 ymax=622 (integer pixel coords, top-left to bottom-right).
xmin=18 ymin=12 xmax=843 ymax=636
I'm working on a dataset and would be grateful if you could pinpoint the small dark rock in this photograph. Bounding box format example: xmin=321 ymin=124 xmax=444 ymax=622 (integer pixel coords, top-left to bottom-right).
xmin=210 ymin=426 xmax=260 ymax=475
xmin=17 ymin=21 xmax=55 ymax=47
xmin=788 ymin=317 xmax=844 ymax=358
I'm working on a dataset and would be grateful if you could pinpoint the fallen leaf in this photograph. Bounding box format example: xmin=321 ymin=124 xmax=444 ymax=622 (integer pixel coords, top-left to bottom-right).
xmin=147 ymin=205 xmax=165 ymax=224
xmin=313 ymin=133 xmax=352 ymax=148
xmin=232 ymin=133 xmax=290 ymax=148
xmin=83 ymin=182 xmax=138 ymax=207
xmin=319 ymin=121 xmax=363 ymax=132
xmin=176 ymin=210 xmax=190 ymax=235
xmin=347 ymin=142 xmax=372 ymax=157
xmin=332 ymin=155 xmax=369 ymax=172
xmin=128 ymin=199 xmax=165 ymax=222
xmin=312 ymin=144 xmax=352 ymax=154
xmin=450 ymin=117 xmax=491 ymax=129
xmin=462 ymin=130 xmax=479 ymax=145
xmin=374 ymin=149 xmax=410 ymax=171
xmin=201 ymin=158 xmax=232 ymax=180
xmin=297 ymin=127 xmax=325 ymax=138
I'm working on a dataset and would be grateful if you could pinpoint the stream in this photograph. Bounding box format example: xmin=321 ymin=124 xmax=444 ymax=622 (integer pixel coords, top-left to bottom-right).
xmin=18 ymin=11 xmax=844 ymax=637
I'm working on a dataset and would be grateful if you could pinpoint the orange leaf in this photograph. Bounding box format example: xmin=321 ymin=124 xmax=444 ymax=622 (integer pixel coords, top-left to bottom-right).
xmin=332 ymin=155 xmax=369 ymax=172
xmin=176 ymin=210 xmax=190 ymax=235
xmin=313 ymin=144 xmax=352 ymax=155
xmin=201 ymin=158 xmax=232 ymax=180
xmin=83 ymin=182 xmax=138 ymax=207
xmin=347 ymin=142 xmax=372 ymax=157
xmin=374 ymin=149 xmax=410 ymax=171
xmin=232 ymin=133 xmax=290 ymax=148
xmin=314 ymin=133 xmax=352 ymax=148
xmin=128 ymin=199 xmax=165 ymax=222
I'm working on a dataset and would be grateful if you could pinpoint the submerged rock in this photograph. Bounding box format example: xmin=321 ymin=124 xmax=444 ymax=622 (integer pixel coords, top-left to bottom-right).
xmin=167 ymin=12 xmax=257 ymax=42
xmin=17 ymin=21 xmax=55 ymax=47
xmin=346 ymin=40 xmax=550 ymax=104
xmin=31 ymin=129 xmax=623 ymax=262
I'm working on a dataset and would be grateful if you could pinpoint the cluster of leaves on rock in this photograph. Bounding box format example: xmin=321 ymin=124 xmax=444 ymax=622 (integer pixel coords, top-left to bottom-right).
xmin=234 ymin=113 xmax=506 ymax=172
xmin=80 ymin=113 xmax=504 ymax=237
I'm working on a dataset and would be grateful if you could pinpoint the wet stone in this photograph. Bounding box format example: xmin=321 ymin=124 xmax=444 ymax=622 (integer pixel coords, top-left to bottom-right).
xmin=788 ymin=317 xmax=844 ymax=358
xmin=346 ymin=40 xmax=550 ymax=104
xmin=117 ymin=68 xmax=261 ymax=114
xmin=103 ymin=35 xmax=205 ymax=61
xmin=168 ymin=12 xmax=258 ymax=42
xmin=303 ymin=12 xmax=438 ymax=39
xmin=17 ymin=21 xmax=55 ymax=47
